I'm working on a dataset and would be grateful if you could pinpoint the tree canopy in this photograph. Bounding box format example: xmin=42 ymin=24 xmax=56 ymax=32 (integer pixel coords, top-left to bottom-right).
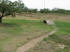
xmin=0 ymin=0 xmax=24 ymax=23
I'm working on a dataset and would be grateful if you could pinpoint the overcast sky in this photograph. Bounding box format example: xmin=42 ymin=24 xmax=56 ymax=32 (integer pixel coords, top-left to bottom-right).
xmin=11 ymin=0 xmax=70 ymax=10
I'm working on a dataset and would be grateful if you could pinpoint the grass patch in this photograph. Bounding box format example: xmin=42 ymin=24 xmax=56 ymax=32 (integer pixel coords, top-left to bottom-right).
xmin=26 ymin=20 xmax=70 ymax=52
xmin=43 ymin=38 xmax=48 ymax=41
xmin=0 ymin=19 xmax=53 ymax=52
xmin=48 ymin=21 xmax=70 ymax=52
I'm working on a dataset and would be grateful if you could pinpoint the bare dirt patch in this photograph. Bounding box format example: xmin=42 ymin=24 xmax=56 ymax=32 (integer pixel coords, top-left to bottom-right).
xmin=17 ymin=29 xmax=57 ymax=52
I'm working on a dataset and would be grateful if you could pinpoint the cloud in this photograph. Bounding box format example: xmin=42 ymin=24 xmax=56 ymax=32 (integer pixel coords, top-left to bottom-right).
xmin=11 ymin=0 xmax=70 ymax=10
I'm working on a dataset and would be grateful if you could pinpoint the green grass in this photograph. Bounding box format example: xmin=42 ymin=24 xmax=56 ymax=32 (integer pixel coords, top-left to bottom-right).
xmin=49 ymin=21 xmax=70 ymax=45
xmin=0 ymin=19 xmax=53 ymax=52
xmin=26 ymin=20 xmax=70 ymax=52
xmin=48 ymin=21 xmax=70 ymax=52
xmin=55 ymin=21 xmax=70 ymax=34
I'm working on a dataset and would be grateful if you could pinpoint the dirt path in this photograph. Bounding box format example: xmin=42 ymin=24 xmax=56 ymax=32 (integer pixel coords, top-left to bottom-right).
xmin=17 ymin=28 xmax=57 ymax=52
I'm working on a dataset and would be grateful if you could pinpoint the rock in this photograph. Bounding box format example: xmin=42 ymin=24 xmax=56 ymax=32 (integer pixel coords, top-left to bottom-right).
xmin=43 ymin=20 xmax=47 ymax=24
xmin=43 ymin=20 xmax=55 ymax=25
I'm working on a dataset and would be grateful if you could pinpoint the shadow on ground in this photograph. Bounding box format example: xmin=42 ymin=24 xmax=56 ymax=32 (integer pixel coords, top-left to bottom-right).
xmin=0 ymin=23 xmax=19 ymax=27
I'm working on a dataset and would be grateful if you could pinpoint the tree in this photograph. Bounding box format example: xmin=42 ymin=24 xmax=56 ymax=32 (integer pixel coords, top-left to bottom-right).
xmin=31 ymin=9 xmax=37 ymax=13
xmin=39 ymin=9 xmax=50 ymax=13
xmin=0 ymin=0 xmax=24 ymax=23
xmin=22 ymin=7 xmax=28 ymax=13
xmin=39 ymin=9 xmax=44 ymax=13
xmin=51 ymin=8 xmax=70 ymax=14
xmin=15 ymin=0 xmax=24 ymax=13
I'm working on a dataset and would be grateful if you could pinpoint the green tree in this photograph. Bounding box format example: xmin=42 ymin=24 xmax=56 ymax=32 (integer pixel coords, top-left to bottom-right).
xmin=39 ymin=9 xmax=44 ymax=13
xmin=0 ymin=0 xmax=24 ymax=23
xmin=31 ymin=9 xmax=37 ymax=13
xmin=40 ymin=9 xmax=50 ymax=13
xmin=17 ymin=0 xmax=24 ymax=13
xmin=51 ymin=8 xmax=70 ymax=14
xmin=23 ymin=7 xmax=29 ymax=13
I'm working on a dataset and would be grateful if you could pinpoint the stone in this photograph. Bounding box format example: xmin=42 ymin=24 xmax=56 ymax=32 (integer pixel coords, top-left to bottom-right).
xmin=43 ymin=20 xmax=55 ymax=25
xmin=43 ymin=20 xmax=47 ymax=24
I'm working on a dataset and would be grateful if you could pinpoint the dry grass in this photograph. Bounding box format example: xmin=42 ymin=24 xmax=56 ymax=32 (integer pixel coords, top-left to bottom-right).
xmin=0 ymin=19 xmax=53 ymax=52
xmin=9 ymin=13 xmax=70 ymax=21
xmin=1 ymin=13 xmax=70 ymax=52
xmin=4 ymin=13 xmax=70 ymax=21
xmin=26 ymin=21 xmax=70 ymax=52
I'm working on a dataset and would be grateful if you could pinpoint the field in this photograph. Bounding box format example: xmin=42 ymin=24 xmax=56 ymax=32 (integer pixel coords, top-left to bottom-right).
xmin=0 ymin=13 xmax=70 ymax=52
xmin=26 ymin=20 xmax=70 ymax=52
xmin=0 ymin=18 xmax=54 ymax=52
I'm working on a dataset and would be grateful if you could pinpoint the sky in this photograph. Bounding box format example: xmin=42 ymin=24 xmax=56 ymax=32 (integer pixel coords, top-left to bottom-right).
xmin=11 ymin=0 xmax=70 ymax=10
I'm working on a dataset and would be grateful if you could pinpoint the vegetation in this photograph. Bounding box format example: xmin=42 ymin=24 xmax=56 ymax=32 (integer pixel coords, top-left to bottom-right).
xmin=26 ymin=21 xmax=70 ymax=52
xmin=0 ymin=19 xmax=53 ymax=52
xmin=0 ymin=0 xmax=24 ymax=23
xmin=22 ymin=8 xmax=70 ymax=14
xmin=0 ymin=0 xmax=70 ymax=52
xmin=0 ymin=0 xmax=70 ymax=23
xmin=49 ymin=21 xmax=70 ymax=45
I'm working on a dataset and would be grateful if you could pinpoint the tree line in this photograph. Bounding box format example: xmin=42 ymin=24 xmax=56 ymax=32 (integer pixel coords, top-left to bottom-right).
xmin=22 ymin=8 xmax=70 ymax=14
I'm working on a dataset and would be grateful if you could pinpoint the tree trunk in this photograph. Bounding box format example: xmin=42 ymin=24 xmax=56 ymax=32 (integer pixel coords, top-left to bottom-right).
xmin=0 ymin=17 xmax=2 ymax=23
